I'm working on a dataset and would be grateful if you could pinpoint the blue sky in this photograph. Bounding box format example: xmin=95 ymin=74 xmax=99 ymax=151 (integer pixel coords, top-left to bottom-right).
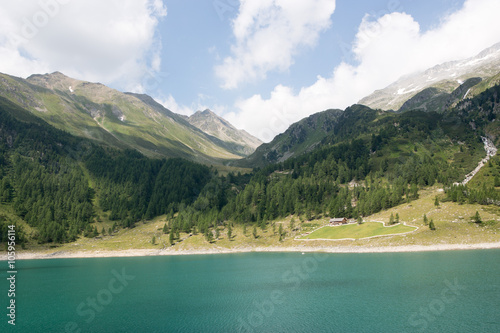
xmin=0 ymin=0 xmax=499 ymax=141
xmin=158 ymin=0 xmax=465 ymax=109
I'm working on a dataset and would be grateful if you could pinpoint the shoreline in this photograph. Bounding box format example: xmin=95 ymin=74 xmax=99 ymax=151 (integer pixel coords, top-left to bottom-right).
xmin=2 ymin=241 xmax=500 ymax=260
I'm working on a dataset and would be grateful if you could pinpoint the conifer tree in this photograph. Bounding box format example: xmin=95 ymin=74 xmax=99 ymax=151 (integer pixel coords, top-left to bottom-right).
xmin=472 ymin=211 xmax=482 ymax=224
xmin=429 ymin=219 xmax=436 ymax=230
xmin=169 ymin=229 xmax=174 ymax=245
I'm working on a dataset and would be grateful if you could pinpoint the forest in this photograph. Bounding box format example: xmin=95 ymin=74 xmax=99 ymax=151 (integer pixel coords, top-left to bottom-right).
xmin=0 ymin=84 xmax=499 ymax=244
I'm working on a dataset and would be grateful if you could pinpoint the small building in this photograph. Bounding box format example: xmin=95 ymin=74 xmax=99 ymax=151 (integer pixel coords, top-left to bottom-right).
xmin=329 ymin=217 xmax=347 ymax=225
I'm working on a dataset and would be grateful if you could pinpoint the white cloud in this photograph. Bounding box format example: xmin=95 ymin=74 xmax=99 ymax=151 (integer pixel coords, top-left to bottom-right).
xmin=157 ymin=95 xmax=195 ymax=116
xmin=156 ymin=94 xmax=227 ymax=118
xmin=226 ymin=0 xmax=500 ymax=142
xmin=215 ymin=0 xmax=336 ymax=89
xmin=0 ymin=0 xmax=166 ymax=92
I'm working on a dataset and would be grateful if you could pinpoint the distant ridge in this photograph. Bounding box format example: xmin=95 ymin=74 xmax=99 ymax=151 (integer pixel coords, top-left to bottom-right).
xmin=359 ymin=42 xmax=500 ymax=111
xmin=188 ymin=109 xmax=262 ymax=156
xmin=0 ymin=71 xmax=256 ymax=164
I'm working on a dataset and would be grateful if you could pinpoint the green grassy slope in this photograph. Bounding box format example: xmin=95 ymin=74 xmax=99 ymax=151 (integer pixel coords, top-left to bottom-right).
xmin=301 ymin=222 xmax=416 ymax=240
xmin=0 ymin=72 xmax=243 ymax=164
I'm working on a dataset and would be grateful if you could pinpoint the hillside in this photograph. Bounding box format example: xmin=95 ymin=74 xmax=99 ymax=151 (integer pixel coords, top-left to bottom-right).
xmin=359 ymin=42 xmax=500 ymax=111
xmin=237 ymin=108 xmax=343 ymax=167
xmin=187 ymin=109 xmax=262 ymax=156
xmin=0 ymin=96 xmax=216 ymax=243
xmin=1 ymin=75 xmax=500 ymax=250
xmin=0 ymin=72 xmax=247 ymax=164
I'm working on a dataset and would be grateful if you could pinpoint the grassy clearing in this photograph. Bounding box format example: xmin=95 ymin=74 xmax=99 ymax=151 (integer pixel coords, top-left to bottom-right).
xmin=301 ymin=222 xmax=416 ymax=240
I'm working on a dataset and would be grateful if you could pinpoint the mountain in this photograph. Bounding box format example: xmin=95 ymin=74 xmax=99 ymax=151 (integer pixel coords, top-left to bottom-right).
xmin=0 ymin=71 xmax=247 ymax=164
xmin=359 ymin=42 xmax=500 ymax=111
xmin=174 ymin=85 xmax=500 ymax=232
xmin=0 ymin=94 xmax=213 ymax=242
xmin=398 ymin=77 xmax=483 ymax=113
xmin=187 ymin=109 xmax=262 ymax=156
xmin=2 ymin=71 xmax=500 ymax=246
xmin=236 ymin=108 xmax=343 ymax=167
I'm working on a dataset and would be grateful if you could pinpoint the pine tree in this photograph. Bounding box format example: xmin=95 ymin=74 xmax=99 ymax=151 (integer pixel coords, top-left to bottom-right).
xmin=289 ymin=217 xmax=295 ymax=232
xmin=243 ymin=224 xmax=247 ymax=236
xmin=163 ymin=223 xmax=168 ymax=234
xmin=252 ymin=225 xmax=258 ymax=239
xmin=169 ymin=229 xmax=174 ymax=245
xmin=395 ymin=213 xmax=400 ymax=224
xmin=151 ymin=235 xmax=156 ymax=244
xmin=227 ymin=223 xmax=232 ymax=240
xmin=389 ymin=213 xmax=394 ymax=225
xmin=278 ymin=224 xmax=284 ymax=241
xmin=472 ymin=211 xmax=482 ymax=224
xmin=429 ymin=219 xmax=436 ymax=230
xmin=434 ymin=196 xmax=440 ymax=208
xmin=215 ymin=227 xmax=220 ymax=240
xmin=205 ymin=228 xmax=213 ymax=243
xmin=423 ymin=214 xmax=428 ymax=225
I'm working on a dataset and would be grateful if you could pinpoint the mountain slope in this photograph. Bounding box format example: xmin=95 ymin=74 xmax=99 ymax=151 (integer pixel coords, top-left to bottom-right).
xmin=359 ymin=42 xmax=500 ymax=111
xmin=0 ymin=72 xmax=243 ymax=163
xmin=187 ymin=109 xmax=262 ymax=156
xmin=0 ymin=94 xmax=214 ymax=242
xmin=171 ymin=86 xmax=500 ymax=235
xmin=236 ymin=108 xmax=343 ymax=167
xmin=398 ymin=77 xmax=483 ymax=113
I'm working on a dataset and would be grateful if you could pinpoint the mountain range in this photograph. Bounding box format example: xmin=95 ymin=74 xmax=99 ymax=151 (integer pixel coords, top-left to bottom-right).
xmin=2 ymin=42 xmax=499 ymax=169
xmin=0 ymin=72 xmax=260 ymax=164
xmin=1 ymin=42 xmax=500 ymax=245
xmin=359 ymin=42 xmax=500 ymax=111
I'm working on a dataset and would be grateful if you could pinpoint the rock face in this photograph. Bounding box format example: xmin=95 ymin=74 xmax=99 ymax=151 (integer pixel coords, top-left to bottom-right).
xmin=359 ymin=42 xmax=500 ymax=111
xmin=187 ymin=109 xmax=262 ymax=156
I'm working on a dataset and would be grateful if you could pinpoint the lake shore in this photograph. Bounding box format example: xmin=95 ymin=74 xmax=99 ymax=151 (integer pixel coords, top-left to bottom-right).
xmin=3 ymin=241 xmax=500 ymax=260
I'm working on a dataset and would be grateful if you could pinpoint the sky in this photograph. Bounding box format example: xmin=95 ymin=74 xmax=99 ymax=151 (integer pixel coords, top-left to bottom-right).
xmin=1 ymin=0 xmax=500 ymax=142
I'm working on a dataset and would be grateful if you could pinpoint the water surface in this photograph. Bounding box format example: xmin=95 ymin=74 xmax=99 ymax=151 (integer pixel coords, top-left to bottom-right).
xmin=1 ymin=250 xmax=500 ymax=332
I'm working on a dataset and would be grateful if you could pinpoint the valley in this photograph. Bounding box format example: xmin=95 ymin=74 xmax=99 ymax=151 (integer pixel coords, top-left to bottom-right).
xmin=1 ymin=42 xmax=500 ymax=257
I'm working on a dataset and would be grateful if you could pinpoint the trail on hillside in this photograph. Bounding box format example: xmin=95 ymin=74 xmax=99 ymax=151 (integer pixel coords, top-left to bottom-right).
xmin=457 ymin=137 xmax=498 ymax=185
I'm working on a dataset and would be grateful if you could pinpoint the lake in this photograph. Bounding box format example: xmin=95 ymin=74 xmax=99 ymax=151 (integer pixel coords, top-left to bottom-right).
xmin=1 ymin=250 xmax=500 ymax=332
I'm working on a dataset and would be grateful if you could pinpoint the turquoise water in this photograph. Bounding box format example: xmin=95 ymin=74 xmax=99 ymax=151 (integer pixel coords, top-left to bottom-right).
xmin=1 ymin=250 xmax=500 ymax=332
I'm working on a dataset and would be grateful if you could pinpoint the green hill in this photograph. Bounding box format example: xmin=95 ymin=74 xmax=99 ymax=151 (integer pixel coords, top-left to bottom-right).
xmin=1 ymin=75 xmax=500 ymax=249
xmin=0 ymin=72 xmax=253 ymax=164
